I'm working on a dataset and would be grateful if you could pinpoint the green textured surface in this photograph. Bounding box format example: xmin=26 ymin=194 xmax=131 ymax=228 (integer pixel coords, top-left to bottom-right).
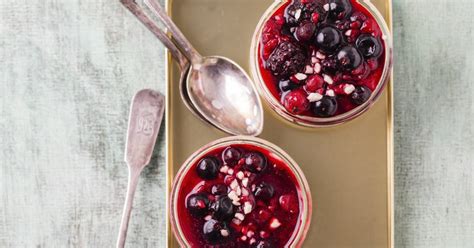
xmin=0 ymin=0 xmax=473 ymax=247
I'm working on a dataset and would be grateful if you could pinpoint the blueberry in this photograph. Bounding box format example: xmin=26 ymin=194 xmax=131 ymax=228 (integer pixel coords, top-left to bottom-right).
xmin=203 ymin=219 xmax=231 ymax=244
xmin=212 ymin=196 xmax=235 ymax=221
xmin=315 ymin=26 xmax=342 ymax=53
xmin=279 ymin=79 xmax=298 ymax=92
xmin=350 ymin=85 xmax=372 ymax=105
xmin=211 ymin=184 xmax=228 ymax=196
xmin=196 ymin=157 xmax=219 ymax=180
xmin=356 ymin=34 xmax=382 ymax=59
xmin=221 ymin=147 xmax=241 ymax=166
xmin=253 ymin=182 xmax=275 ymax=201
xmin=337 ymin=46 xmax=363 ymax=70
xmin=186 ymin=193 xmax=210 ymax=217
xmin=295 ymin=21 xmax=316 ymax=42
xmin=244 ymin=152 xmax=267 ymax=173
xmin=313 ymin=96 xmax=338 ymax=117
xmin=327 ymin=0 xmax=353 ymax=20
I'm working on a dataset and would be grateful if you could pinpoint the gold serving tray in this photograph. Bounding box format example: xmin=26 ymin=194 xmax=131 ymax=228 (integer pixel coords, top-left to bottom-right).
xmin=165 ymin=0 xmax=393 ymax=247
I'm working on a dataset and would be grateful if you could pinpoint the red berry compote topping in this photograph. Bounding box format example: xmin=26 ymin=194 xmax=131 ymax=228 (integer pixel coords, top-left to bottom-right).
xmin=175 ymin=145 xmax=303 ymax=247
xmin=258 ymin=0 xmax=386 ymax=118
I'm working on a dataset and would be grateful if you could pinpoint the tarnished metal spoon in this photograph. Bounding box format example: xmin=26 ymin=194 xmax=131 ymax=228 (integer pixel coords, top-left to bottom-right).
xmin=124 ymin=0 xmax=264 ymax=136
xmin=117 ymin=89 xmax=165 ymax=248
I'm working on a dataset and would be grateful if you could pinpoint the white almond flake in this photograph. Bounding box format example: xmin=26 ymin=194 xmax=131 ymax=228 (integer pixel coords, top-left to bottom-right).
xmin=220 ymin=165 xmax=229 ymax=174
xmin=323 ymin=74 xmax=334 ymax=84
xmin=314 ymin=63 xmax=322 ymax=74
xmin=235 ymin=213 xmax=245 ymax=221
xmin=232 ymin=218 xmax=241 ymax=225
xmin=242 ymin=178 xmax=249 ymax=187
xmin=251 ymin=184 xmax=256 ymax=191
xmin=242 ymin=187 xmax=249 ymax=196
xmin=344 ymin=84 xmax=356 ymax=94
xmin=307 ymin=93 xmax=323 ymax=102
xmin=241 ymin=236 xmax=247 ymax=241
xmin=326 ymin=89 xmax=335 ymax=97
xmin=204 ymin=215 xmax=212 ymax=221
xmin=316 ymin=52 xmax=326 ymax=59
xmin=294 ymin=9 xmax=302 ymax=20
xmin=249 ymin=238 xmax=256 ymax=245
xmin=230 ymin=179 xmax=239 ymax=189
xmin=228 ymin=191 xmax=238 ymax=201
xmin=221 ymin=229 xmax=229 ymax=237
xmin=243 ymin=202 xmax=253 ymax=214
xmin=236 ymin=171 xmax=244 ymax=180
xmin=311 ymin=57 xmax=318 ymax=64
xmin=323 ymin=4 xmax=329 ymax=11
xmin=232 ymin=200 xmax=241 ymax=206
xmin=330 ymin=3 xmax=337 ymax=9
xmin=247 ymin=230 xmax=255 ymax=238
xmin=305 ymin=65 xmax=314 ymax=74
xmin=227 ymin=168 xmax=234 ymax=175
xmin=345 ymin=29 xmax=352 ymax=36
xmin=235 ymin=186 xmax=242 ymax=196
xmin=269 ymin=218 xmax=282 ymax=229
xmin=294 ymin=73 xmax=307 ymax=81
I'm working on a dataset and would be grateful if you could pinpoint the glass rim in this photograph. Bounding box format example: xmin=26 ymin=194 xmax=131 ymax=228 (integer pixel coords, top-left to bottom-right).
xmin=249 ymin=0 xmax=394 ymax=127
xmin=170 ymin=136 xmax=313 ymax=247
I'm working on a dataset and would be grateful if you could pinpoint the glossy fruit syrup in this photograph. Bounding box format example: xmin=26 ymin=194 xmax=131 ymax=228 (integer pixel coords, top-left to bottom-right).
xmin=175 ymin=144 xmax=304 ymax=247
xmin=258 ymin=0 xmax=386 ymax=118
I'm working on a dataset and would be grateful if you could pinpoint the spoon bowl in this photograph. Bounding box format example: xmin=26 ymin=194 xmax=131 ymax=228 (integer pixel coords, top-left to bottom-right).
xmin=187 ymin=56 xmax=264 ymax=136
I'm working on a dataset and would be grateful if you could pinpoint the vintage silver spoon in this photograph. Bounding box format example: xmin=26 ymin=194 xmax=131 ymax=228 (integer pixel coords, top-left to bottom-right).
xmin=120 ymin=1 xmax=209 ymax=125
xmin=123 ymin=0 xmax=264 ymax=136
xmin=116 ymin=89 xmax=165 ymax=248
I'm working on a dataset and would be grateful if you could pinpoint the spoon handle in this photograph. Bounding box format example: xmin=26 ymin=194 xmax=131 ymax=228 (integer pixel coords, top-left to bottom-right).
xmin=144 ymin=0 xmax=202 ymax=64
xmin=120 ymin=0 xmax=188 ymax=68
xmin=117 ymin=169 xmax=141 ymax=248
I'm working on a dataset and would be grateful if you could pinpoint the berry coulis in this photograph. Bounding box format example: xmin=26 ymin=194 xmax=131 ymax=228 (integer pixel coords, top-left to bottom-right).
xmin=175 ymin=144 xmax=304 ymax=247
xmin=258 ymin=0 xmax=386 ymax=118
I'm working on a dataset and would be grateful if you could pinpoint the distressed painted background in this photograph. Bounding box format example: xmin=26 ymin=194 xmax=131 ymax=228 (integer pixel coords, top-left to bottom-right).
xmin=0 ymin=0 xmax=473 ymax=247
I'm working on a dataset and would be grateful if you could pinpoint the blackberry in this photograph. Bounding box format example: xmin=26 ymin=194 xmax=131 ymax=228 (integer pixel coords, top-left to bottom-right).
xmin=265 ymin=41 xmax=307 ymax=78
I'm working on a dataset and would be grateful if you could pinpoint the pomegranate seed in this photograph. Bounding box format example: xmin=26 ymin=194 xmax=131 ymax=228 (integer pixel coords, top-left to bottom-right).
xmin=301 ymin=0 xmax=312 ymax=3
xmin=305 ymin=75 xmax=324 ymax=92
xmin=311 ymin=12 xmax=320 ymax=23
xmin=350 ymin=21 xmax=361 ymax=29
xmin=224 ymin=175 xmax=236 ymax=185
xmin=347 ymin=29 xmax=360 ymax=43
xmin=279 ymin=194 xmax=299 ymax=214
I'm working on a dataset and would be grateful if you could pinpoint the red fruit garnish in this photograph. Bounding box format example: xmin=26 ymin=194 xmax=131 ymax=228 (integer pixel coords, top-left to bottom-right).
xmin=305 ymin=75 xmax=324 ymax=92
xmin=282 ymin=90 xmax=310 ymax=115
